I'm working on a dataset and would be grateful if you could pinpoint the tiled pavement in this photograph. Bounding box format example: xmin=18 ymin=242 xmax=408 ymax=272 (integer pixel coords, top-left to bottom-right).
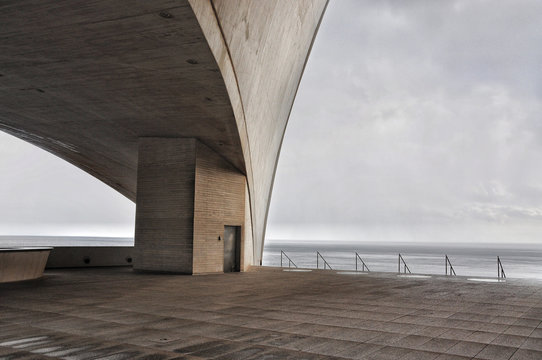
xmin=2 ymin=267 xmax=542 ymax=359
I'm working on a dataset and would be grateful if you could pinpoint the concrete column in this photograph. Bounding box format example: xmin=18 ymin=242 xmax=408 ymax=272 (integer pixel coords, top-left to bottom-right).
xmin=134 ymin=138 xmax=197 ymax=273
xmin=134 ymin=137 xmax=251 ymax=274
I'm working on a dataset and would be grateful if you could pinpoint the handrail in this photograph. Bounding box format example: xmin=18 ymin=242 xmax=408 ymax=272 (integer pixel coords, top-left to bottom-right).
xmin=355 ymin=252 xmax=370 ymax=272
xmin=398 ymin=253 xmax=411 ymax=274
xmin=280 ymin=250 xmax=297 ymax=268
xmin=497 ymin=256 xmax=506 ymax=279
xmin=445 ymin=255 xmax=456 ymax=276
xmin=316 ymin=251 xmax=333 ymax=270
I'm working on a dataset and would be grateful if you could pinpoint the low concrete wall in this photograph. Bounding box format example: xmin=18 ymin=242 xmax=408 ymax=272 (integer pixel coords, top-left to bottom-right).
xmin=0 ymin=247 xmax=51 ymax=283
xmin=46 ymin=247 xmax=133 ymax=268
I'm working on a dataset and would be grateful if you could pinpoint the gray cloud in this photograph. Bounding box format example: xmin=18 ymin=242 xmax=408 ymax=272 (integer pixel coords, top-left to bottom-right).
xmin=267 ymin=0 xmax=542 ymax=243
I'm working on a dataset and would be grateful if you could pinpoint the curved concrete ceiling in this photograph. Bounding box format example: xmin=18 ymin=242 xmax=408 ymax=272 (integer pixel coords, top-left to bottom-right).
xmin=0 ymin=0 xmax=243 ymax=199
xmin=0 ymin=0 xmax=328 ymax=264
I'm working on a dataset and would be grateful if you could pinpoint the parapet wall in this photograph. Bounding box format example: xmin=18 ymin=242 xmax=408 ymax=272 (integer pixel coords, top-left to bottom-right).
xmin=46 ymin=247 xmax=133 ymax=268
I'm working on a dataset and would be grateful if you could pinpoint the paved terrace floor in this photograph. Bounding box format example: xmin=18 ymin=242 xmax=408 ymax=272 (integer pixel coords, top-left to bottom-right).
xmin=2 ymin=268 xmax=542 ymax=360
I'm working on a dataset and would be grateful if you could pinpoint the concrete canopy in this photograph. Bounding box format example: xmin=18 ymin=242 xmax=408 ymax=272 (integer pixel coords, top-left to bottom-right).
xmin=0 ymin=0 xmax=328 ymax=266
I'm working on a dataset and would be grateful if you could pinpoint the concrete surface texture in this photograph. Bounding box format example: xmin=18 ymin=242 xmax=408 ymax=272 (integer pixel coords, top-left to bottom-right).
xmin=0 ymin=0 xmax=328 ymax=268
xmin=0 ymin=248 xmax=51 ymax=282
xmin=134 ymin=138 xmax=249 ymax=274
xmin=2 ymin=268 xmax=542 ymax=359
xmin=45 ymin=247 xmax=133 ymax=269
xmin=191 ymin=0 xmax=329 ymax=262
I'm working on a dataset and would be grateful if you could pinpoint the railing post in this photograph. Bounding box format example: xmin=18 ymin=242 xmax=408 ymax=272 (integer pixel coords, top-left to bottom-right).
xmin=398 ymin=254 xmax=411 ymax=274
xmin=355 ymin=253 xmax=358 ymax=272
xmin=316 ymin=251 xmax=332 ymax=270
xmin=444 ymin=255 xmax=456 ymax=276
xmin=355 ymin=252 xmax=370 ymax=272
xmin=497 ymin=256 xmax=506 ymax=279
xmin=280 ymin=250 xmax=297 ymax=269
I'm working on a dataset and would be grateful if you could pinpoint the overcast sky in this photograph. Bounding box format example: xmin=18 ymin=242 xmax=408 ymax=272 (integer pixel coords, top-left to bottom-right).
xmin=0 ymin=131 xmax=134 ymax=237
xmin=2 ymin=1 xmax=542 ymax=244
xmin=266 ymin=0 xmax=542 ymax=243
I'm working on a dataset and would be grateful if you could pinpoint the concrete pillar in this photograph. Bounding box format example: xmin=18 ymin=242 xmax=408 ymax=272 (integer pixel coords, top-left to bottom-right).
xmin=134 ymin=137 xmax=251 ymax=274
xmin=134 ymin=138 xmax=196 ymax=273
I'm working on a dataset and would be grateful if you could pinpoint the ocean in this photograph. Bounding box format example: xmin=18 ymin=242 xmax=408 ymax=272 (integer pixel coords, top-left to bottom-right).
xmin=263 ymin=240 xmax=542 ymax=280
xmin=2 ymin=236 xmax=541 ymax=279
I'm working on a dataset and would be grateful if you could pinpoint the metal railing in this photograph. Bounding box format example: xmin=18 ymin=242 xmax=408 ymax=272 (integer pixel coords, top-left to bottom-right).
xmin=280 ymin=250 xmax=297 ymax=268
xmin=498 ymin=256 xmax=506 ymax=279
xmin=317 ymin=251 xmax=333 ymax=270
xmin=445 ymin=255 xmax=456 ymax=276
xmin=398 ymin=253 xmax=411 ymax=274
xmin=355 ymin=252 xmax=370 ymax=272
xmin=279 ymin=251 xmax=510 ymax=279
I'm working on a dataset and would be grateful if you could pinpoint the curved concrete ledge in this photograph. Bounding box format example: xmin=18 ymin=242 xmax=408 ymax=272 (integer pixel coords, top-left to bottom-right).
xmin=0 ymin=247 xmax=52 ymax=283
xmin=190 ymin=0 xmax=329 ymax=263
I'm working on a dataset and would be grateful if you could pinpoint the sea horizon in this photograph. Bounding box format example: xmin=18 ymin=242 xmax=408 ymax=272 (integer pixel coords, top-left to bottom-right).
xmin=1 ymin=235 xmax=541 ymax=280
